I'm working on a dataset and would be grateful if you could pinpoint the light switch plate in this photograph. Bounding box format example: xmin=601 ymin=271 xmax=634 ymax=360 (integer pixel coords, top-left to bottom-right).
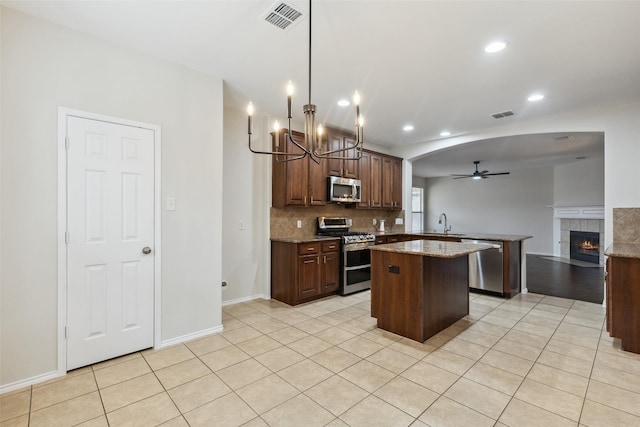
xmin=395 ymin=218 xmax=403 ymax=225
xmin=297 ymin=220 xmax=302 ymax=228
xmin=166 ymin=197 xmax=176 ymax=211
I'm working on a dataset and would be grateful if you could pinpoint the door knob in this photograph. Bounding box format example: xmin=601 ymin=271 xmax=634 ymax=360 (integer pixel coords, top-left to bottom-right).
xmin=142 ymin=247 xmax=152 ymax=254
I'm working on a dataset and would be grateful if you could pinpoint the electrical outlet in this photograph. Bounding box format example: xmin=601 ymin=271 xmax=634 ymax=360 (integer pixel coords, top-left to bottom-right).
xmin=166 ymin=197 xmax=176 ymax=211
xmin=297 ymin=220 xmax=302 ymax=228
xmin=239 ymin=220 xmax=245 ymax=230
xmin=395 ymin=218 xmax=403 ymax=225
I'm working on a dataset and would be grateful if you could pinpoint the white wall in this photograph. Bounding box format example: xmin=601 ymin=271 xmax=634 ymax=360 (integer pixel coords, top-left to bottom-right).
xmin=553 ymin=157 xmax=604 ymax=206
xmin=1 ymin=8 xmax=223 ymax=388
xmin=424 ymin=168 xmax=554 ymax=254
xmin=222 ymin=107 xmax=272 ymax=303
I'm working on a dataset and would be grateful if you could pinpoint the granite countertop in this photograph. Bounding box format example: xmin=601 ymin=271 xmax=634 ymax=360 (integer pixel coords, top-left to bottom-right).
xmin=605 ymin=243 xmax=640 ymax=259
xmin=271 ymin=236 xmax=340 ymax=244
xmin=365 ymin=231 xmax=532 ymax=242
xmin=370 ymin=240 xmax=495 ymax=258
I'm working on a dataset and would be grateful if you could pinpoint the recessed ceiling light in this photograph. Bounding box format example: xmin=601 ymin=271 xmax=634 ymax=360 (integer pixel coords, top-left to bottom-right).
xmin=403 ymin=125 xmax=414 ymax=132
xmin=528 ymin=93 xmax=544 ymax=102
xmin=337 ymin=99 xmax=350 ymax=107
xmin=484 ymin=40 xmax=507 ymax=53
xmin=440 ymin=131 xmax=451 ymax=137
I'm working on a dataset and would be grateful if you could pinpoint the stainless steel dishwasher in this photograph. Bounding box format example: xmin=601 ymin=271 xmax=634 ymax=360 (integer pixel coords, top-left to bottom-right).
xmin=462 ymin=239 xmax=504 ymax=294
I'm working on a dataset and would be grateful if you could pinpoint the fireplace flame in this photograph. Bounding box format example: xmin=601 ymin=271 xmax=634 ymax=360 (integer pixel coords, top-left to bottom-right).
xmin=580 ymin=240 xmax=599 ymax=251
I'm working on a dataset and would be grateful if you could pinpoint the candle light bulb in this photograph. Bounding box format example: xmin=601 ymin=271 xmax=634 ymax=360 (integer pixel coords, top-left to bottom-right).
xmin=353 ymin=91 xmax=361 ymax=106
xmin=317 ymin=124 xmax=323 ymax=136
xmin=274 ymin=120 xmax=280 ymax=149
xmin=358 ymin=116 xmax=365 ymax=127
xmin=247 ymin=102 xmax=254 ymax=116
xmin=287 ymin=81 xmax=294 ymax=96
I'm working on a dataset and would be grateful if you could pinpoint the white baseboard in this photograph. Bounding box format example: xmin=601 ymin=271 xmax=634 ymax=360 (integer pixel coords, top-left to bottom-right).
xmin=0 ymin=370 xmax=61 ymax=395
xmin=222 ymin=294 xmax=268 ymax=307
xmin=159 ymin=325 xmax=224 ymax=349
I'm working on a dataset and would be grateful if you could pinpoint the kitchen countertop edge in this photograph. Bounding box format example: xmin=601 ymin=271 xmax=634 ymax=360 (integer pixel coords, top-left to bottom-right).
xmin=361 ymin=231 xmax=532 ymax=242
xmin=605 ymin=242 xmax=640 ymax=259
xmin=370 ymin=240 xmax=495 ymax=258
xmin=270 ymin=236 xmax=341 ymax=244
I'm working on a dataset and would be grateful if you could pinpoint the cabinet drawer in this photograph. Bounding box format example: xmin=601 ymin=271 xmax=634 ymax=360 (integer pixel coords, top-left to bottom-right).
xmin=375 ymin=236 xmax=387 ymax=245
xmin=321 ymin=241 xmax=340 ymax=253
xmin=298 ymin=242 xmax=321 ymax=255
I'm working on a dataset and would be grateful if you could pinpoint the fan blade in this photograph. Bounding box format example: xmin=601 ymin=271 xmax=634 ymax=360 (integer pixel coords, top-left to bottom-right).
xmin=485 ymin=172 xmax=510 ymax=176
xmin=453 ymin=176 xmax=471 ymax=179
xmin=450 ymin=174 xmax=472 ymax=177
xmin=479 ymin=170 xmax=489 ymax=174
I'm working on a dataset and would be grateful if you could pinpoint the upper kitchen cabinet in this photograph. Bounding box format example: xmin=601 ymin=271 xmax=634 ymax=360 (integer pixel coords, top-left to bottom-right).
xmin=382 ymin=156 xmax=403 ymax=209
xmin=356 ymin=150 xmax=383 ymax=208
xmin=272 ymin=130 xmax=327 ymax=208
xmin=355 ymin=150 xmax=402 ymax=209
xmin=326 ymin=128 xmax=358 ymax=179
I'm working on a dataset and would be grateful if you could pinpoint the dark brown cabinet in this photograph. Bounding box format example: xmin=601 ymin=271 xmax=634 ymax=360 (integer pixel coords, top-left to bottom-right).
xmin=326 ymin=128 xmax=358 ymax=179
xmin=320 ymin=241 xmax=340 ymax=293
xmin=357 ymin=151 xmax=382 ymax=208
xmin=606 ymin=255 xmax=640 ymax=353
xmin=354 ymin=150 xmax=401 ymax=210
xmin=392 ymin=157 xmax=403 ymax=209
xmin=271 ymin=129 xmax=403 ymax=210
xmin=271 ymin=239 xmax=340 ymax=305
xmin=272 ymin=130 xmax=327 ymax=208
xmin=382 ymin=156 xmax=403 ymax=209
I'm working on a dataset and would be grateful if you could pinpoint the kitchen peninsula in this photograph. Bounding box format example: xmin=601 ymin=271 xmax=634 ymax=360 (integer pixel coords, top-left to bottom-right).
xmin=370 ymin=240 xmax=493 ymax=342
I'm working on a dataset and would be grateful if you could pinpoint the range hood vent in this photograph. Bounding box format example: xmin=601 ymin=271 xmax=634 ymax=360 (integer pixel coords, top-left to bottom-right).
xmin=263 ymin=2 xmax=303 ymax=31
xmin=491 ymin=110 xmax=514 ymax=119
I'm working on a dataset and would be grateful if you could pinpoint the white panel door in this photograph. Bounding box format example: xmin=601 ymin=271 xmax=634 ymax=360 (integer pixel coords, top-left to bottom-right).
xmin=66 ymin=116 xmax=155 ymax=370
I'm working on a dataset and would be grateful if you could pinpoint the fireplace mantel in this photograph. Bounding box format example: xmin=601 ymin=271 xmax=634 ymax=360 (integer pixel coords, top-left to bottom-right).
xmin=548 ymin=205 xmax=604 ymax=219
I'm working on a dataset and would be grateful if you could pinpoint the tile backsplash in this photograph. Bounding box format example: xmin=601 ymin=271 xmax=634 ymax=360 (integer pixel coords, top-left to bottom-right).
xmin=613 ymin=208 xmax=640 ymax=243
xmin=270 ymin=205 xmax=405 ymax=239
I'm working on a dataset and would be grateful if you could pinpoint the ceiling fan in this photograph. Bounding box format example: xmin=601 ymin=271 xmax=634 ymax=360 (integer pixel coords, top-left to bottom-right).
xmin=451 ymin=160 xmax=510 ymax=180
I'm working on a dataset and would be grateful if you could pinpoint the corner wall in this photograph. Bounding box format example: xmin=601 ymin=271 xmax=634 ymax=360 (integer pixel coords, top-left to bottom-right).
xmin=1 ymin=7 xmax=223 ymax=388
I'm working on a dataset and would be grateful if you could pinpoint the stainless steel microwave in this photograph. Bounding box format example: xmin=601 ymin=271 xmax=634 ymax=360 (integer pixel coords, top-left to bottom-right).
xmin=328 ymin=176 xmax=361 ymax=203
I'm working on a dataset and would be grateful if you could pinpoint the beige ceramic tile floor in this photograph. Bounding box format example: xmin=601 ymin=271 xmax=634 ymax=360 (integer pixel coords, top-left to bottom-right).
xmin=2 ymin=291 xmax=640 ymax=426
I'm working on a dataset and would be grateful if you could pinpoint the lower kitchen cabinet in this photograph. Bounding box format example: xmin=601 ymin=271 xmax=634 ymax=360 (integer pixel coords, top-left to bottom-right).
xmin=606 ymin=255 xmax=640 ymax=354
xmin=271 ymin=239 xmax=340 ymax=305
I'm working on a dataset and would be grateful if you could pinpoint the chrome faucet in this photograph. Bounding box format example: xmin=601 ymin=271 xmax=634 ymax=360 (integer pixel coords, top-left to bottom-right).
xmin=438 ymin=212 xmax=452 ymax=234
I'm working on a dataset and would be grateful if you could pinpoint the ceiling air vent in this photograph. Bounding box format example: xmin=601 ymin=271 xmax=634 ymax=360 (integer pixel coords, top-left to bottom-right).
xmin=263 ymin=2 xmax=303 ymax=31
xmin=491 ymin=110 xmax=515 ymax=119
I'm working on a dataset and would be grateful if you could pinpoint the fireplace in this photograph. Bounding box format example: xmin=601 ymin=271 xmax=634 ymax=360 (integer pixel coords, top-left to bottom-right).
xmin=570 ymin=231 xmax=600 ymax=264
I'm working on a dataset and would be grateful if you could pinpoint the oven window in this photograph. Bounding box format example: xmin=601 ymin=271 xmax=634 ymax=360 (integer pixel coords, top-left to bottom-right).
xmin=346 ymin=267 xmax=371 ymax=286
xmin=345 ymin=249 xmax=371 ymax=267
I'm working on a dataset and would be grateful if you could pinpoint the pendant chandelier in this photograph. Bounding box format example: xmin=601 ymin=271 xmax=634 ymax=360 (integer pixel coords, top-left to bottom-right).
xmin=247 ymin=0 xmax=364 ymax=163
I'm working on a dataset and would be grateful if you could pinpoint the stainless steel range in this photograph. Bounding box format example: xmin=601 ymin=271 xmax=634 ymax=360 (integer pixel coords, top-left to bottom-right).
xmin=317 ymin=217 xmax=375 ymax=295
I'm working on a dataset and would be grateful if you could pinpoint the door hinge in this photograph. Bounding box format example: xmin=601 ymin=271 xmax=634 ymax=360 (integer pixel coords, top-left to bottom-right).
xmin=64 ymin=326 xmax=68 ymax=339
xmin=65 ymin=136 xmax=70 ymax=150
xmin=65 ymin=231 xmax=69 ymax=244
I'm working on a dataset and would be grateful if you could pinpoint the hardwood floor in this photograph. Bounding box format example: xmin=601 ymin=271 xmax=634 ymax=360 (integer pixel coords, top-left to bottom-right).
xmin=526 ymin=254 xmax=604 ymax=303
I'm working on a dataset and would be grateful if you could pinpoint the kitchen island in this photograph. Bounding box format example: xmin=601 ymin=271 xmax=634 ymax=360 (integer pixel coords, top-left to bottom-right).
xmin=370 ymin=232 xmax=532 ymax=298
xmin=370 ymin=240 xmax=493 ymax=342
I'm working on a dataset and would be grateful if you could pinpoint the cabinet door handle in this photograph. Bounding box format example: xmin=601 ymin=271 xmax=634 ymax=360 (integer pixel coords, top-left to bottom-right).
xmin=307 ymin=247 xmax=314 ymax=251
xmin=323 ymin=256 xmax=327 ymax=263
xmin=304 ymin=196 xmax=307 ymax=204
xmin=310 ymin=196 xmax=313 ymax=204
xmin=317 ymin=256 xmax=320 ymax=264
